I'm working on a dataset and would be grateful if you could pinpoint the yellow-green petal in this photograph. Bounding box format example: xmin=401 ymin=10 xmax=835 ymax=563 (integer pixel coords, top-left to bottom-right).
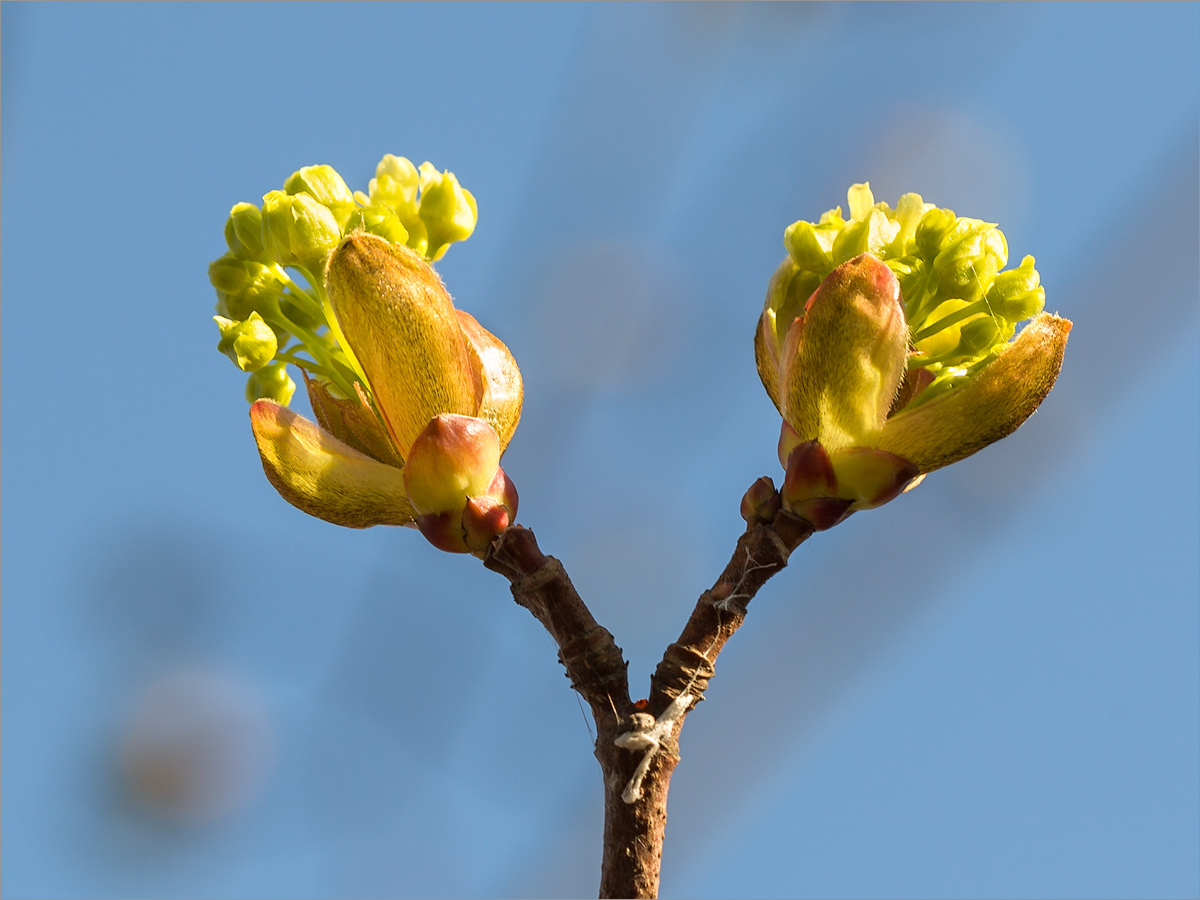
xmin=249 ymin=400 xmax=416 ymax=528
xmin=875 ymin=313 xmax=1071 ymax=473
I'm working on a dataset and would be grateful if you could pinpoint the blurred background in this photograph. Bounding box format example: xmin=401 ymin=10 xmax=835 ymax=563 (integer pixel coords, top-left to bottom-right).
xmin=2 ymin=3 xmax=1197 ymax=897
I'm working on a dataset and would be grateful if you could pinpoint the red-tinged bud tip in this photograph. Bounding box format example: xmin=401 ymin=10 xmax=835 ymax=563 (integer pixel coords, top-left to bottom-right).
xmin=740 ymin=476 xmax=781 ymax=524
xmin=484 ymin=466 xmax=519 ymax=517
xmin=462 ymin=497 xmax=512 ymax=556
xmin=805 ymin=253 xmax=898 ymax=317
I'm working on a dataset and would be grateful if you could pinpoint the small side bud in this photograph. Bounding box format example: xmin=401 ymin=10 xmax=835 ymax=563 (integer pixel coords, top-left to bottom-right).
xmin=740 ymin=476 xmax=781 ymax=525
xmin=779 ymin=438 xmax=851 ymax=530
xmin=404 ymin=416 xmax=518 ymax=554
xmin=462 ymin=494 xmax=511 ymax=555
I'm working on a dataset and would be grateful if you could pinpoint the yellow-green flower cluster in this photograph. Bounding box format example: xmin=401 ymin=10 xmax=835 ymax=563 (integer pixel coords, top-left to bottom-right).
xmin=771 ymin=183 xmax=1045 ymax=407
xmin=208 ymin=155 xmax=478 ymax=407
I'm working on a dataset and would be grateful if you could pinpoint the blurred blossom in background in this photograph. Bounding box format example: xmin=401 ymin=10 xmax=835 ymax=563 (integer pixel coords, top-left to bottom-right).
xmin=2 ymin=3 xmax=1197 ymax=897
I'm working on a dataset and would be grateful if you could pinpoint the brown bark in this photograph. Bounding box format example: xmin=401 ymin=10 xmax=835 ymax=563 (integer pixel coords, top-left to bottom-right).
xmin=484 ymin=501 xmax=814 ymax=899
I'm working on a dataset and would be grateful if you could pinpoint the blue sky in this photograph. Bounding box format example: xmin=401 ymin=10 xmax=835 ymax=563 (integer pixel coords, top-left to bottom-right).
xmin=2 ymin=3 xmax=1197 ymax=897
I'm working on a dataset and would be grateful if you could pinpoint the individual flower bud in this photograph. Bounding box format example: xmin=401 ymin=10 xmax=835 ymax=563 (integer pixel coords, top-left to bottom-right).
xmin=224 ymin=202 xmax=266 ymax=260
xmin=209 ymin=256 xmax=285 ymax=321
xmin=784 ymin=220 xmax=837 ymax=274
xmin=245 ymin=361 xmax=295 ymax=406
xmin=215 ymin=312 xmax=278 ymax=372
xmin=209 ymin=253 xmax=253 ymax=295
xmin=345 ymin=205 xmax=410 ymax=246
xmin=417 ymin=163 xmax=477 ymax=258
xmin=986 ymin=254 xmax=1045 ymax=321
xmin=260 ymin=190 xmax=340 ymax=273
xmin=915 ymin=207 xmax=957 ymax=259
xmin=284 ymin=164 xmax=356 ymax=229
xmin=932 ymin=218 xmax=1008 ymax=302
xmin=846 ymin=182 xmax=876 ymax=221
xmin=913 ymin=298 xmax=986 ymax=361
xmin=361 ymin=154 xmax=420 ymax=215
xmin=958 ymin=315 xmax=1005 ymax=356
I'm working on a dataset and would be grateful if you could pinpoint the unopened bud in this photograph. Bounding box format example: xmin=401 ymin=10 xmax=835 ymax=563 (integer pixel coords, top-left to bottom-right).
xmin=245 ymin=361 xmax=295 ymax=405
xmin=987 ymin=254 xmax=1045 ymax=321
xmin=224 ymin=202 xmax=266 ymax=260
xmin=915 ymin=207 xmax=957 ymax=259
xmin=284 ymin=164 xmax=356 ymax=229
xmin=417 ymin=163 xmax=477 ymax=258
xmin=261 ymin=190 xmax=340 ymax=272
xmin=364 ymin=154 xmax=420 ymax=215
xmin=209 ymin=256 xmax=285 ymax=321
xmin=215 ymin=312 xmax=277 ymax=372
xmin=932 ymin=218 xmax=1008 ymax=303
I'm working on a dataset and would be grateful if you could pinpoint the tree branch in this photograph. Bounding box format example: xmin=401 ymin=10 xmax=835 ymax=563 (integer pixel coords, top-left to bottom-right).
xmin=483 ymin=498 xmax=814 ymax=899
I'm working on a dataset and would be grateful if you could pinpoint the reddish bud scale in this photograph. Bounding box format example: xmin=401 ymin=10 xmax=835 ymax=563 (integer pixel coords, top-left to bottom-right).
xmin=786 ymin=496 xmax=854 ymax=531
xmin=463 ymin=497 xmax=512 ymax=555
xmin=781 ymin=440 xmax=838 ymax=505
xmin=779 ymin=432 xmax=918 ymax=528
xmin=414 ymin=465 xmax=518 ymax=556
xmin=740 ymin=476 xmax=781 ymax=524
